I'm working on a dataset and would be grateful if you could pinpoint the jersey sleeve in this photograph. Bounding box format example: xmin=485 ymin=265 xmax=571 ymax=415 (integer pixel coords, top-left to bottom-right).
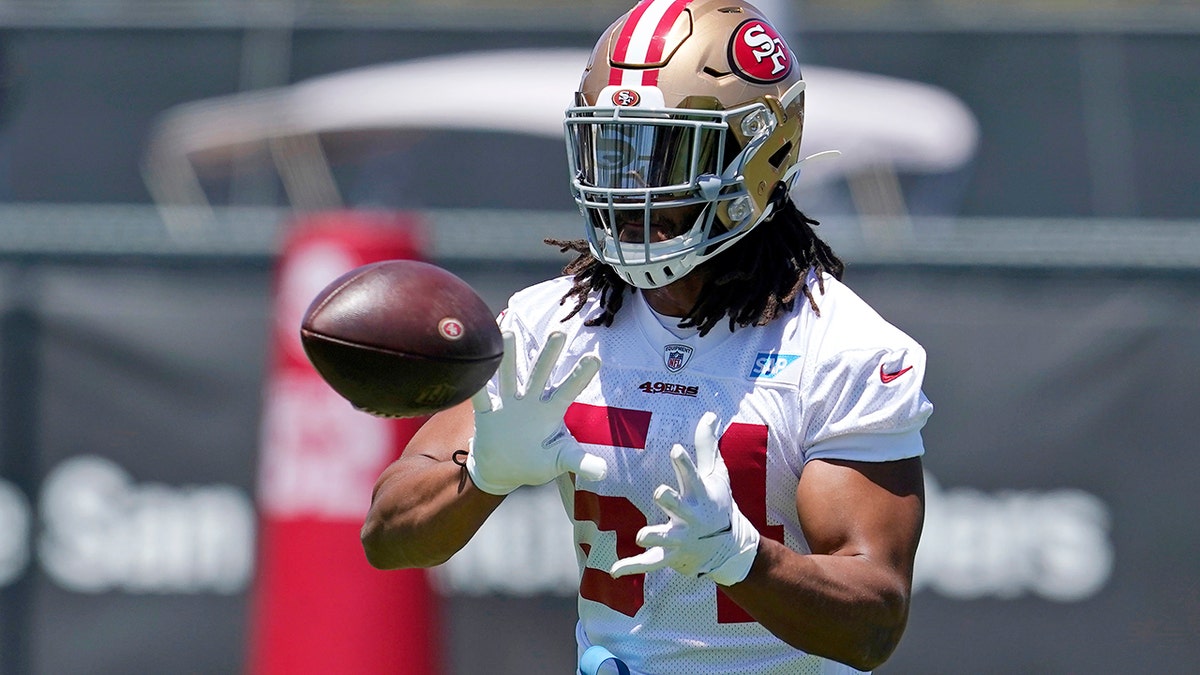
xmin=482 ymin=303 xmax=534 ymax=409
xmin=483 ymin=278 xmax=575 ymax=408
xmin=800 ymin=342 xmax=933 ymax=465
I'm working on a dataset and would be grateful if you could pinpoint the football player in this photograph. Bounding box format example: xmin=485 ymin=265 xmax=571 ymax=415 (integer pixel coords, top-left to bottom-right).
xmin=361 ymin=1 xmax=932 ymax=673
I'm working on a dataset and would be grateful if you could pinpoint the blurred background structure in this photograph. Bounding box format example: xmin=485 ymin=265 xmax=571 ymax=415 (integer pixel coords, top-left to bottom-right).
xmin=0 ymin=0 xmax=1198 ymax=673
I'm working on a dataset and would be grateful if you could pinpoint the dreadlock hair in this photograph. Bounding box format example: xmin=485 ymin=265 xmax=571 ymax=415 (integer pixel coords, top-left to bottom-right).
xmin=545 ymin=188 xmax=845 ymax=337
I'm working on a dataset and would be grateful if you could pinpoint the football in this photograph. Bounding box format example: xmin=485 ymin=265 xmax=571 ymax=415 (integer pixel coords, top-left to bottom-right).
xmin=300 ymin=260 xmax=504 ymax=418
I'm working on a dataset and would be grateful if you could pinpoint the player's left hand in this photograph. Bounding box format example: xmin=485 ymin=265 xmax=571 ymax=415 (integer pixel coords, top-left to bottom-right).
xmin=609 ymin=412 xmax=760 ymax=586
xmin=465 ymin=331 xmax=606 ymax=496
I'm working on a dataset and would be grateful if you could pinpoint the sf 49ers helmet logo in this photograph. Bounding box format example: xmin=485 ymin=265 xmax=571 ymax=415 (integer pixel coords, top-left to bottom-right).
xmin=728 ymin=19 xmax=792 ymax=84
xmin=612 ymin=88 xmax=641 ymax=107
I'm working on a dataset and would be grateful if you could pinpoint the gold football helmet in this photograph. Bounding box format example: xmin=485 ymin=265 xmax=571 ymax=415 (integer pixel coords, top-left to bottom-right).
xmin=566 ymin=0 xmax=806 ymax=289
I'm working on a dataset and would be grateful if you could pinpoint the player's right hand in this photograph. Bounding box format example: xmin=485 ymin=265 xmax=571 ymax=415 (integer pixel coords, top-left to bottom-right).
xmin=610 ymin=412 xmax=760 ymax=586
xmin=465 ymin=331 xmax=607 ymax=495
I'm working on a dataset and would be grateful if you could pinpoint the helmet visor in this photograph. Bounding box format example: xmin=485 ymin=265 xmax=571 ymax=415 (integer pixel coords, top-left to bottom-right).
xmin=568 ymin=118 xmax=724 ymax=195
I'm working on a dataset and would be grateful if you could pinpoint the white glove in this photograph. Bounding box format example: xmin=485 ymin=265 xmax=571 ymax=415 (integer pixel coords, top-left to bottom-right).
xmin=465 ymin=331 xmax=607 ymax=496
xmin=610 ymin=412 xmax=760 ymax=586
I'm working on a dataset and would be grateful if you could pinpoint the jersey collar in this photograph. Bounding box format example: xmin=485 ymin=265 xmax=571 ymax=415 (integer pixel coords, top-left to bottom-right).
xmin=631 ymin=290 xmax=736 ymax=357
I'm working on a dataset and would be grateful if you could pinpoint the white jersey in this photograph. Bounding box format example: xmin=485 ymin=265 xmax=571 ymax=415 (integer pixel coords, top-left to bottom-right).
xmin=489 ymin=271 xmax=932 ymax=675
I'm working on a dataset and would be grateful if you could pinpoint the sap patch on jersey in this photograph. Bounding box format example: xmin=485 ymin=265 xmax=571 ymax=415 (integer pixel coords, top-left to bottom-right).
xmin=748 ymin=352 xmax=801 ymax=380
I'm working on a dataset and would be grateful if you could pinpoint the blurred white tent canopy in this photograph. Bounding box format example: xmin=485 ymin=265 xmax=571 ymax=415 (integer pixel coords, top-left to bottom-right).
xmin=142 ymin=48 xmax=978 ymax=232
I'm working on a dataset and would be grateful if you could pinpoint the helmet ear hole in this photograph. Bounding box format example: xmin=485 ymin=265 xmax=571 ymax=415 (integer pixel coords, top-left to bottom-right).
xmin=768 ymin=141 xmax=793 ymax=170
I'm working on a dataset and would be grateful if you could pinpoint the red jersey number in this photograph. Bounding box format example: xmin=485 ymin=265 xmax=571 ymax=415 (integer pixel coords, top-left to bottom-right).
xmin=570 ymin=405 xmax=783 ymax=623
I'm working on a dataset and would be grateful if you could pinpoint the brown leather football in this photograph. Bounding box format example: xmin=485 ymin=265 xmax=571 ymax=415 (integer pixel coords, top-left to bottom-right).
xmin=300 ymin=260 xmax=503 ymax=418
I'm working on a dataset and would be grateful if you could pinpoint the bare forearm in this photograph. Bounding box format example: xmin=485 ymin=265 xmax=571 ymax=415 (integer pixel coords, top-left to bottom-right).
xmin=719 ymin=538 xmax=912 ymax=672
xmin=361 ymin=455 xmax=504 ymax=570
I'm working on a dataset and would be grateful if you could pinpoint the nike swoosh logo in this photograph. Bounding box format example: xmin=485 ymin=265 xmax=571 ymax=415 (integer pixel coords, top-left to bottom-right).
xmin=880 ymin=364 xmax=914 ymax=384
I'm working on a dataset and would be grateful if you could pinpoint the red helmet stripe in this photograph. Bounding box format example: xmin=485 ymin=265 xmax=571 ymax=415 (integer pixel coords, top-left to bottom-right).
xmin=609 ymin=0 xmax=694 ymax=87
